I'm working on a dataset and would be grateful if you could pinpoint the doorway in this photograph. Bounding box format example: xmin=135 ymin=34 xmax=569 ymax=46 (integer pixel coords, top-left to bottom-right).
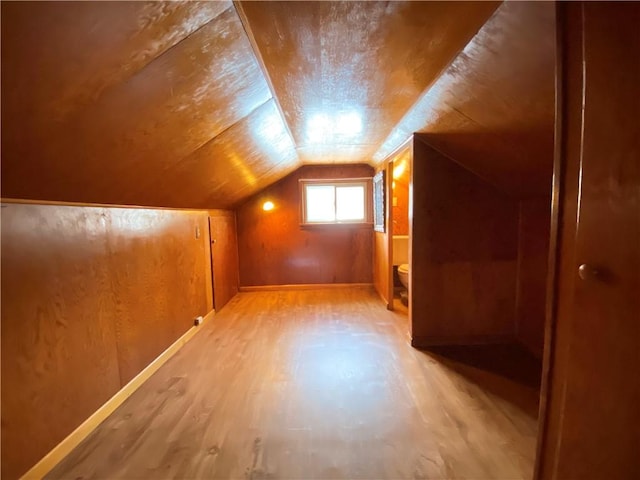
xmin=390 ymin=148 xmax=411 ymax=314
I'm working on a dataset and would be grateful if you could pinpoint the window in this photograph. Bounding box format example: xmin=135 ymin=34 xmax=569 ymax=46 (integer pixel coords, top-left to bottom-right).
xmin=300 ymin=178 xmax=372 ymax=225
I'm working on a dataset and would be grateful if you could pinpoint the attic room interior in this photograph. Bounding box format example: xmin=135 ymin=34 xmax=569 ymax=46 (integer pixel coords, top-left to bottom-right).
xmin=1 ymin=1 xmax=637 ymax=479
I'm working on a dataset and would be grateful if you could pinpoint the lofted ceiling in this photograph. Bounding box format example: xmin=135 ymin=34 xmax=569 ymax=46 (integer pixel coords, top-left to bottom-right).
xmin=1 ymin=1 xmax=554 ymax=209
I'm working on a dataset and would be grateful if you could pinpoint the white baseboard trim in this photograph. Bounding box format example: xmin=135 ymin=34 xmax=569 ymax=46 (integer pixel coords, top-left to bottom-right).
xmin=20 ymin=309 xmax=215 ymax=480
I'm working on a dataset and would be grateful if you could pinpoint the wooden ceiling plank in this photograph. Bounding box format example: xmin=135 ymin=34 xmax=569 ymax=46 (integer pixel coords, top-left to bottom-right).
xmin=1 ymin=1 xmax=232 ymax=123
xmin=374 ymin=1 xmax=555 ymax=197
xmin=233 ymin=0 xmax=300 ymax=166
xmin=141 ymin=99 xmax=300 ymax=209
xmin=238 ymin=0 xmax=499 ymax=165
xmin=1 ymin=4 xmax=273 ymax=206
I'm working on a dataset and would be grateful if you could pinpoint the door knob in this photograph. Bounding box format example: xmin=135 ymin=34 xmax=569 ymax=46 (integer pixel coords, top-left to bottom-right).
xmin=578 ymin=264 xmax=599 ymax=281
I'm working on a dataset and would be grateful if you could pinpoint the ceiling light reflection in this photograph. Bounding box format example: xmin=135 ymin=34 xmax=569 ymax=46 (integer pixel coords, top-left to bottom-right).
xmin=336 ymin=112 xmax=362 ymax=136
xmin=306 ymin=111 xmax=363 ymax=144
xmin=307 ymin=113 xmax=332 ymax=143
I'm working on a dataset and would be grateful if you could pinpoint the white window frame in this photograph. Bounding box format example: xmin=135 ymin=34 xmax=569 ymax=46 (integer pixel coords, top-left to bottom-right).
xmin=299 ymin=178 xmax=373 ymax=226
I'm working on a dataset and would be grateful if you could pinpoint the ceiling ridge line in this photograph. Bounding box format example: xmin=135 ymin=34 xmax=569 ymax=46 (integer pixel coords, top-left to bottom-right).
xmin=232 ymin=0 xmax=302 ymax=168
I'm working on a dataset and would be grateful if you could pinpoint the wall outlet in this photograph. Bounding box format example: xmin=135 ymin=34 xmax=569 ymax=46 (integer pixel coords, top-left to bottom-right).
xmin=195 ymin=225 xmax=201 ymax=239
xmin=194 ymin=315 xmax=204 ymax=326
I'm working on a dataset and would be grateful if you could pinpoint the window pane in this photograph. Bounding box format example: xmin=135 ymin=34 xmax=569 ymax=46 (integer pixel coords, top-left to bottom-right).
xmin=336 ymin=185 xmax=365 ymax=221
xmin=306 ymin=185 xmax=335 ymax=222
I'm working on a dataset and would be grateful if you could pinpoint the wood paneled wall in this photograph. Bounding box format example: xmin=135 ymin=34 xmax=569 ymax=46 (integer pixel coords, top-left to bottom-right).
xmin=372 ymin=160 xmax=394 ymax=307
xmin=516 ymin=198 xmax=551 ymax=358
xmin=1 ymin=202 xmax=213 ymax=479
xmin=209 ymin=210 xmax=240 ymax=311
xmin=236 ymin=165 xmax=374 ymax=287
xmin=410 ymin=137 xmax=519 ymax=345
xmin=373 ymin=230 xmax=390 ymax=304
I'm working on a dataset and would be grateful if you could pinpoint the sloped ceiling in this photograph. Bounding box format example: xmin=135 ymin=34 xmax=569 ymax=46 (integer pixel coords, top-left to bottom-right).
xmin=1 ymin=1 xmax=554 ymax=209
xmin=375 ymin=1 xmax=556 ymax=197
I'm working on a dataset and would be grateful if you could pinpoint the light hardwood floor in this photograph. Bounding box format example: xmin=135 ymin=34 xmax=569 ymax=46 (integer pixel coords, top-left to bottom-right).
xmin=48 ymin=287 xmax=539 ymax=479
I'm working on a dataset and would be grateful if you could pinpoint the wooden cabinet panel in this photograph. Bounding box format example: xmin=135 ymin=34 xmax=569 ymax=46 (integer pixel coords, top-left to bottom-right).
xmin=537 ymin=3 xmax=640 ymax=478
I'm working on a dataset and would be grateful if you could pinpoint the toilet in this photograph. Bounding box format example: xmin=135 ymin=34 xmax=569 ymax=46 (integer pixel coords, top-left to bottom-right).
xmin=392 ymin=235 xmax=410 ymax=291
xmin=397 ymin=263 xmax=409 ymax=289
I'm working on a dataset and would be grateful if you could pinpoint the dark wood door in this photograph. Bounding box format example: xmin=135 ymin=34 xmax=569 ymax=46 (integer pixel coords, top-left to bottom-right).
xmin=538 ymin=3 xmax=640 ymax=478
xmin=208 ymin=212 xmax=240 ymax=312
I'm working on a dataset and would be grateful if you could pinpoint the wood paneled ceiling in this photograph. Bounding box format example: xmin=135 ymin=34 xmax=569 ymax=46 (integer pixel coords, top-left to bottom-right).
xmin=237 ymin=1 xmax=499 ymax=165
xmin=1 ymin=1 xmax=554 ymax=208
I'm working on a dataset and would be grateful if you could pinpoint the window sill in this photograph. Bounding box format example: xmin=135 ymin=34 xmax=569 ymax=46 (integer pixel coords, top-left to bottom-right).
xmin=300 ymin=222 xmax=373 ymax=230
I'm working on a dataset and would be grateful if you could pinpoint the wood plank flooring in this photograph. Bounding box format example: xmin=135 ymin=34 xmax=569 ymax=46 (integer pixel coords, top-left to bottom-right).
xmin=48 ymin=287 xmax=539 ymax=479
